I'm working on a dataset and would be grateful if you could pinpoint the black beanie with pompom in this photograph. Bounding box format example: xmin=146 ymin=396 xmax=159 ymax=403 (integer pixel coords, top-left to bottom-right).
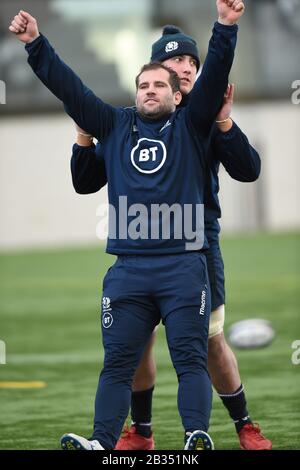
xmin=151 ymin=25 xmax=200 ymax=71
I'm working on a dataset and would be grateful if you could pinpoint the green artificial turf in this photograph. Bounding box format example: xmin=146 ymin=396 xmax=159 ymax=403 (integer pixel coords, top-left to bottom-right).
xmin=0 ymin=233 xmax=299 ymax=449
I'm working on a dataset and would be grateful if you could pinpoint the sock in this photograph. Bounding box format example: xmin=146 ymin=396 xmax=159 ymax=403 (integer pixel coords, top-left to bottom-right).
xmin=131 ymin=386 xmax=154 ymax=438
xmin=219 ymin=384 xmax=252 ymax=433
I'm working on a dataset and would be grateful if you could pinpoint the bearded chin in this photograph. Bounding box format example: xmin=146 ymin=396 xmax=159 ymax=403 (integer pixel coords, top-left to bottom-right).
xmin=138 ymin=103 xmax=173 ymax=121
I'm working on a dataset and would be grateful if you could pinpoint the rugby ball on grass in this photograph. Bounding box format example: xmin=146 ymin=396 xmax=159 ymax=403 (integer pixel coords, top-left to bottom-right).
xmin=228 ymin=319 xmax=275 ymax=349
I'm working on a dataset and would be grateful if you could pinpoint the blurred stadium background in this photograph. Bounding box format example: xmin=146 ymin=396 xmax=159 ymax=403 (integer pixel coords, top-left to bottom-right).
xmin=0 ymin=0 xmax=299 ymax=450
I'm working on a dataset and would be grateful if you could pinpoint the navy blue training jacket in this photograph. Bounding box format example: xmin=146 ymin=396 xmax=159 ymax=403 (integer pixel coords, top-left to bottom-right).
xmin=71 ymin=120 xmax=261 ymax=248
xmin=26 ymin=22 xmax=239 ymax=255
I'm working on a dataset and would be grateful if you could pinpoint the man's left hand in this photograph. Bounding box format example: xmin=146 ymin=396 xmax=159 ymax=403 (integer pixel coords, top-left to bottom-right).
xmin=217 ymin=0 xmax=245 ymax=25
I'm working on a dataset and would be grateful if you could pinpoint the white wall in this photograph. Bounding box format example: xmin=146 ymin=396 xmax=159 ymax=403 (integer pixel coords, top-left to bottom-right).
xmin=0 ymin=102 xmax=299 ymax=249
xmin=218 ymin=102 xmax=300 ymax=233
xmin=0 ymin=114 xmax=107 ymax=249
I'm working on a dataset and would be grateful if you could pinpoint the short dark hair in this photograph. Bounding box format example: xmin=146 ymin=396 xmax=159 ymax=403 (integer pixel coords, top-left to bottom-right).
xmin=135 ymin=62 xmax=181 ymax=93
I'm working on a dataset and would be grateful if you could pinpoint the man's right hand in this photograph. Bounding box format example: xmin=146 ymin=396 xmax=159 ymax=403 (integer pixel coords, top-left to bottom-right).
xmin=75 ymin=123 xmax=90 ymax=135
xmin=216 ymin=83 xmax=234 ymax=121
xmin=74 ymin=123 xmax=94 ymax=147
xmin=9 ymin=10 xmax=39 ymax=44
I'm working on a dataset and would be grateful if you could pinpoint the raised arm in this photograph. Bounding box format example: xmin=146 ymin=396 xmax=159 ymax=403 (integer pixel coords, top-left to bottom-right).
xmin=186 ymin=0 xmax=245 ymax=136
xmin=9 ymin=11 xmax=116 ymax=141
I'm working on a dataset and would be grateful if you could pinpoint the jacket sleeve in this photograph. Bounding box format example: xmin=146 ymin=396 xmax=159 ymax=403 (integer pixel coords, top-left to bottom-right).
xmin=25 ymin=34 xmax=117 ymax=141
xmin=186 ymin=22 xmax=238 ymax=138
xmin=211 ymin=121 xmax=261 ymax=182
xmin=71 ymin=143 xmax=107 ymax=194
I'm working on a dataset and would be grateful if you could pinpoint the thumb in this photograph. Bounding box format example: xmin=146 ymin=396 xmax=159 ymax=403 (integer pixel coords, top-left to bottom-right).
xmin=229 ymin=83 xmax=235 ymax=101
xmin=224 ymin=83 xmax=230 ymax=99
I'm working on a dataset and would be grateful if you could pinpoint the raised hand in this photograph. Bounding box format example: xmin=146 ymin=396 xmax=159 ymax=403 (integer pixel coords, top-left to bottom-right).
xmin=217 ymin=0 xmax=245 ymax=25
xmin=8 ymin=10 xmax=39 ymax=44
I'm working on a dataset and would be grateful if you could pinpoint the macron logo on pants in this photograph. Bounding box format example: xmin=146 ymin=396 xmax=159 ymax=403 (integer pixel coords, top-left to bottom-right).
xmin=199 ymin=290 xmax=206 ymax=316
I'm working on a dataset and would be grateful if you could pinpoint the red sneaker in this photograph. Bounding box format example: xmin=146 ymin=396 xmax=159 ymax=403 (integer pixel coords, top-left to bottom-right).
xmin=115 ymin=426 xmax=155 ymax=450
xmin=239 ymin=423 xmax=272 ymax=450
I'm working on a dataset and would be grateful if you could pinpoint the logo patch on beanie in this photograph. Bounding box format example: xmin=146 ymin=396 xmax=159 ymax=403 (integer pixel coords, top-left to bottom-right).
xmin=165 ymin=41 xmax=178 ymax=53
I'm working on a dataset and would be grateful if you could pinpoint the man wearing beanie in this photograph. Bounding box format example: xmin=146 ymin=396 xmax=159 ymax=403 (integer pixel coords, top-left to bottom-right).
xmin=10 ymin=1 xmax=249 ymax=451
